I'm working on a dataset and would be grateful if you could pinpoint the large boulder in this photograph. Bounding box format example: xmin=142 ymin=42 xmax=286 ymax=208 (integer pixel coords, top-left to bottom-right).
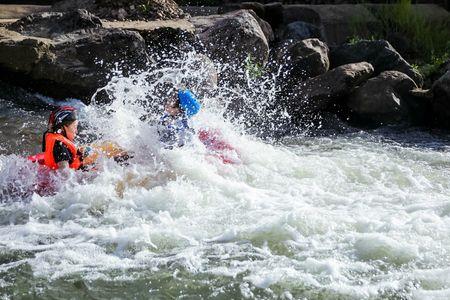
xmin=282 ymin=62 xmax=374 ymax=118
xmin=190 ymin=10 xmax=269 ymax=66
xmin=330 ymin=40 xmax=423 ymax=87
xmin=0 ymin=4 xmax=51 ymax=19
xmin=219 ymin=2 xmax=266 ymax=19
xmin=431 ymin=71 xmax=450 ymax=128
xmin=282 ymin=4 xmax=380 ymax=46
xmin=282 ymin=21 xmax=323 ymax=42
xmin=103 ymin=19 xmax=196 ymax=56
xmin=241 ymin=2 xmax=266 ymax=19
xmin=0 ymin=27 xmax=148 ymax=101
xmin=274 ymin=38 xmax=329 ymax=82
xmin=0 ymin=28 xmax=53 ymax=74
xmin=218 ymin=6 xmax=273 ymax=44
xmin=52 ymin=0 xmax=184 ymax=21
xmin=7 ymin=9 xmax=102 ymax=38
xmin=264 ymin=2 xmax=284 ymax=30
xmin=248 ymin=10 xmax=274 ymax=44
xmin=346 ymin=71 xmax=418 ymax=125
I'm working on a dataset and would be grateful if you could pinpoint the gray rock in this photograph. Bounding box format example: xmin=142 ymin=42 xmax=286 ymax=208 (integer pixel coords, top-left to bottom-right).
xmin=431 ymin=71 xmax=450 ymax=128
xmin=7 ymin=9 xmax=102 ymax=38
xmin=190 ymin=10 xmax=269 ymax=66
xmin=407 ymin=88 xmax=433 ymax=126
xmin=248 ymin=10 xmax=274 ymax=44
xmin=0 ymin=27 xmax=148 ymax=101
xmin=282 ymin=4 xmax=380 ymax=46
xmin=52 ymin=0 xmax=184 ymax=21
xmin=347 ymin=71 xmax=418 ymax=125
xmin=330 ymin=40 xmax=423 ymax=87
xmin=103 ymin=19 xmax=196 ymax=56
xmin=274 ymin=38 xmax=329 ymax=81
xmin=282 ymin=21 xmax=323 ymax=41
xmin=283 ymin=62 xmax=374 ymax=118
xmin=219 ymin=2 xmax=266 ymax=19
xmin=264 ymin=2 xmax=284 ymax=29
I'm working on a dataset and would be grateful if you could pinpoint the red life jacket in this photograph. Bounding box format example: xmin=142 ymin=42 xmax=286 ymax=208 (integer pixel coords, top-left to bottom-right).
xmin=43 ymin=132 xmax=82 ymax=170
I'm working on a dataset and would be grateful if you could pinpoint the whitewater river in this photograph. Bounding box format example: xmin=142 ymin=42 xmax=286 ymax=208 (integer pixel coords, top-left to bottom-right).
xmin=1 ymin=63 xmax=450 ymax=299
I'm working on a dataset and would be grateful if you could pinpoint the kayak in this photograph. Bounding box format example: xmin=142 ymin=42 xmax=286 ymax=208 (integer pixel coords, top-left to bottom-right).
xmin=27 ymin=152 xmax=45 ymax=164
xmin=27 ymin=131 xmax=238 ymax=168
xmin=25 ymin=142 xmax=130 ymax=196
xmin=27 ymin=141 xmax=130 ymax=167
xmin=198 ymin=129 xmax=241 ymax=164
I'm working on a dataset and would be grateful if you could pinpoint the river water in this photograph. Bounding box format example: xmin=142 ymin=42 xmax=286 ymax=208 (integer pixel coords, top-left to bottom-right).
xmin=1 ymin=57 xmax=450 ymax=299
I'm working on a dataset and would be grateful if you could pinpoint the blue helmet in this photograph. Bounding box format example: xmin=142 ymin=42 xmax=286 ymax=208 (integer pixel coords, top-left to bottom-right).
xmin=178 ymin=89 xmax=201 ymax=117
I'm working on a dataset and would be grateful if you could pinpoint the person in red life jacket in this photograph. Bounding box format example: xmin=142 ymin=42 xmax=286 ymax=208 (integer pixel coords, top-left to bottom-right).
xmin=42 ymin=106 xmax=84 ymax=170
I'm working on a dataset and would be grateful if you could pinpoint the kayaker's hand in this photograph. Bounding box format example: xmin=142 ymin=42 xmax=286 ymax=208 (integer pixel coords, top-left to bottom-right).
xmin=82 ymin=146 xmax=93 ymax=159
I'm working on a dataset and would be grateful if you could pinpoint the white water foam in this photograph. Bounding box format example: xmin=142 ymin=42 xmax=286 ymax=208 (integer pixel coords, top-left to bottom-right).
xmin=1 ymin=53 xmax=450 ymax=299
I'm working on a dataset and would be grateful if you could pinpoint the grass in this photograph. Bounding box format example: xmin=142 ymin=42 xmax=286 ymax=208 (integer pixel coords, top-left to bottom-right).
xmin=348 ymin=35 xmax=377 ymax=45
xmin=416 ymin=52 xmax=450 ymax=79
xmin=375 ymin=0 xmax=449 ymax=62
xmin=350 ymin=0 xmax=450 ymax=78
xmin=244 ymin=54 xmax=264 ymax=79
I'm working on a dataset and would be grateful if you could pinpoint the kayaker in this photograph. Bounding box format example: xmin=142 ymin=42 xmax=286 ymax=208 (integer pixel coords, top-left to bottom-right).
xmin=157 ymin=89 xmax=201 ymax=149
xmin=42 ymin=106 xmax=84 ymax=170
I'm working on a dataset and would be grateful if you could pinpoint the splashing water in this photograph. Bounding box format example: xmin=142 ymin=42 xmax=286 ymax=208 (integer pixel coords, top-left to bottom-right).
xmin=1 ymin=53 xmax=450 ymax=299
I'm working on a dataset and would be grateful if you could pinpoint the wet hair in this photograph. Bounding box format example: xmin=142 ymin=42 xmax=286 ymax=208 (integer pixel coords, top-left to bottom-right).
xmin=162 ymin=82 xmax=179 ymax=107
xmin=54 ymin=110 xmax=78 ymax=131
xmin=167 ymin=93 xmax=180 ymax=108
xmin=47 ymin=106 xmax=78 ymax=132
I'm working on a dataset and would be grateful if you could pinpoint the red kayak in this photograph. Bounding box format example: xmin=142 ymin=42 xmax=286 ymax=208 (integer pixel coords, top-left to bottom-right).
xmin=198 ymin=129 xmax=241 ymax=164
xmin=28 ymin=153 xmax=45 ymax=165
xmin=27 ymin=133 xmax=238 ymax=167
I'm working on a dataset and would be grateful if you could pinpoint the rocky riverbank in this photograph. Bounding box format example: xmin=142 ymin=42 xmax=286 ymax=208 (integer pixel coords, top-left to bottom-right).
xmin=0 ymin=0 xmax=449 ymax=132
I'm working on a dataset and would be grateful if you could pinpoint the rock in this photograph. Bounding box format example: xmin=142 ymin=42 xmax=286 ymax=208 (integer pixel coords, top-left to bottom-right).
xmin=346 ymin=71 xmax=418 ymax=125
xmin=52 ymin=0 xmax=184 ymax=21
xmin=264 ymin=2 xmax=284 ymax=30
xmin=0 ymin=27 xmax=148 ymax=101
xmin=385 ymin=31 xmax=417 ymax=60
xmin=241 ymin=2 xmax=265 ymax=19
xmin=248 ymin=10 xmax=274 ymax=44
xmin=0 ymin=4 xmax=51 ymax=19
xmin=218 ymin=2 xmax=276 ymax=42
xmin=282 ymin=4 xmax=380 ymax=46
xmin=407 ymin=88 xmax=433 ymax=126
xmin=219 ymin=2 xmax=266 ymax=19
xmin=182 ymin=6 xmax=218 ymax=17
xmin=283 ymin=62 xmax=374 ymax=119
xmin=274 ymin=38 xmax=329 ymax=82
xmin=282 ymin=21 xmax=323 ymax=42
xmin=283 ymin=6 xmax=321 ymax=28
xmin=190 ymin=10 xmax=269 ymax=66
xmin=103 ymin=19 xmax=196 ymax=56
xmin=431 ymin=71 xmax=450 ymax=128
xmin=52 ymin=0 xmax=98 ymax=14
xmin=7 ymin=9 xmax=102 ymax=39
xmin=330 ymin=40 xmax=423 ymax=87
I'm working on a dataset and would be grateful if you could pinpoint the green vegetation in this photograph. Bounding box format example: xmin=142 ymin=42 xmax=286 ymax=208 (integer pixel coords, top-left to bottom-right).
xmin=244 ymin=54 xmax=264 ymax=79
xmin=416 ymin=52 xmax=450 ymax=78
xmin=348 ymin=35 xmax=377 ymax=45
xmin=138 ymin=2 xmax=150 ymax=14
xmin=351 ymin=0 xmax=450 ymax=78
xmin=375 ymin=0 xmax=449 ymax=62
